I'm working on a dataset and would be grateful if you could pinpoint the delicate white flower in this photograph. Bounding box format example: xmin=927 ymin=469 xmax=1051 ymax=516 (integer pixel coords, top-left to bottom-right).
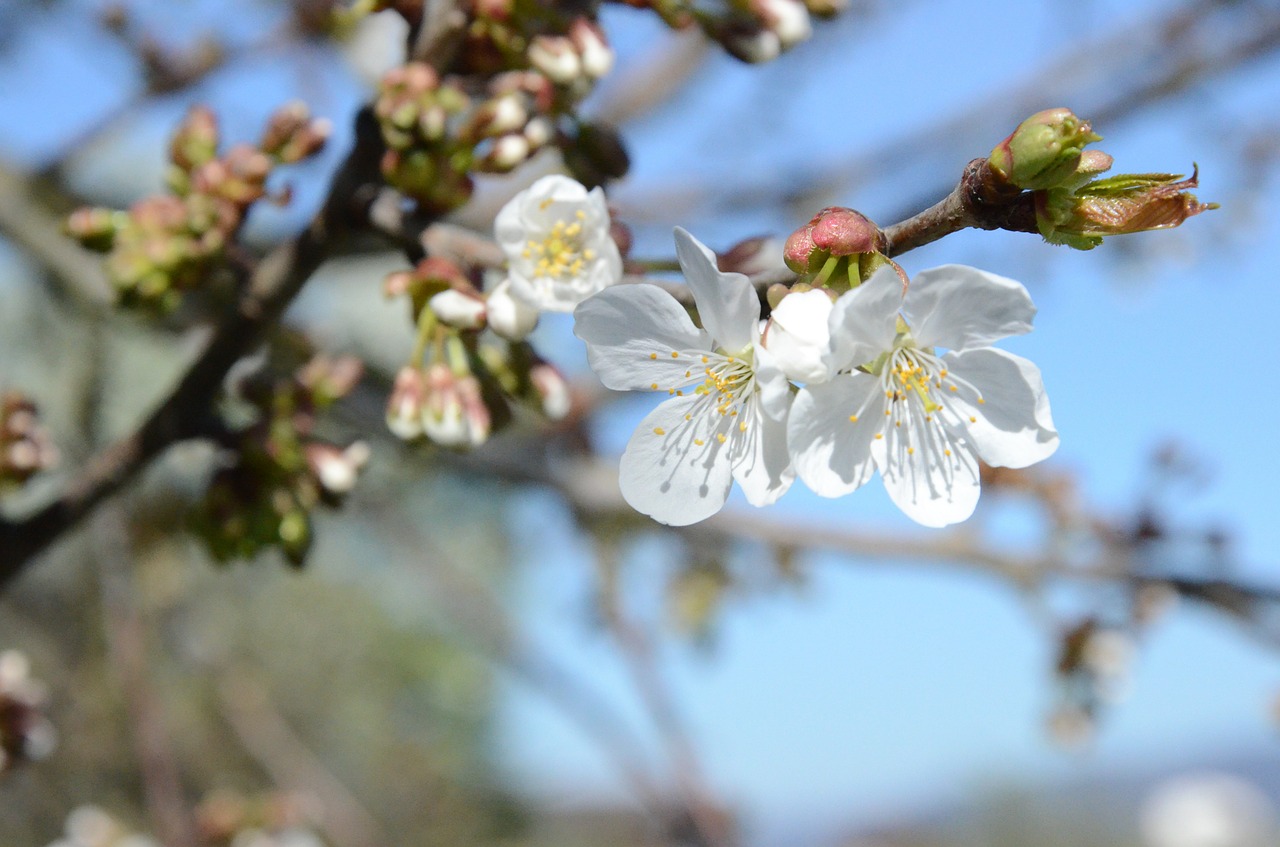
xmin=495 ymin=174 xmax=623 ymax=313
xmin=764 ymin=288 xmax=833 ymax=383
xmin=787 ymin=264 xmax=1058 ymax=527
xmin=574 ymin=228 xmax=794 ymax=525
xmin=429 ymin=289 xmax=486 ymax=329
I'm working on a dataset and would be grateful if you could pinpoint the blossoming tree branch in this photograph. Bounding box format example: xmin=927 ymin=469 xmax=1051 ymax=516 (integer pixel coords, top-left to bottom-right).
xmin=3 ymin=0 xmax=1265 ymax=804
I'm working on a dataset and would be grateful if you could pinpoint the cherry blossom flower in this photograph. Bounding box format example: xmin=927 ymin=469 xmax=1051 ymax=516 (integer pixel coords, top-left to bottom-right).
xmin=574 ymin=228 xmax=793 ymax=525
xmin=495 ymin=174 xmax=622 ymax=313
xmin=787 ymin=264 xmax=1058 ymax=526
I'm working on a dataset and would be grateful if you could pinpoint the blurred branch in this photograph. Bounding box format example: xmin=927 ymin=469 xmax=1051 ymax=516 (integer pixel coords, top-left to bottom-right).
xmin=216 ymin=669 xmax=385 ymax=847
xmin=94 ymin=506 xmax=199 ymax=847
xmin=594 ymin=545 xmax=732 ymax=847
xmin=0 ymin=164 xmax=113 ymax=307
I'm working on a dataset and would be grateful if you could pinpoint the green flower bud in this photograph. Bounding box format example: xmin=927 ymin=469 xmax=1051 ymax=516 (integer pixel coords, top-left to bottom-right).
xmin=989 ymin=107 xmax=1102 ymax=191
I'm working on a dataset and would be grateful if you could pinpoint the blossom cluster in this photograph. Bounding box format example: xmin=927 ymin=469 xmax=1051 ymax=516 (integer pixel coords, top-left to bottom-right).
xmin=574 ymin=228 xmax=1059 ymax=528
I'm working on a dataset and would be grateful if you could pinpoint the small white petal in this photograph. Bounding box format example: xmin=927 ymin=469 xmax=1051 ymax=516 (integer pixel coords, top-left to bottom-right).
xmin=573 ymin=285 xmax=709 ymax=390
xmin=487 ymin=277 xmax=540 ymax=340
xmin=619 ymin=395 xmax=734 ymax=526
xmin=673 ymin=228 xmax=758 ymax=354
xmin=730 ymin=393 xmax=795 ymax=507
xmin=826 ymin=266 xmax=902 ymax=371
xmin=429 ymin=289 xmax=486 ymax=329
xmin=766 ymin=289 xmax=833 ymax=383
xmin=944 ymin=347 xmax=1058 ymax=468
xmin=873 ymin=414 xmax=981 ymax=528
xmin=907 ymin=265 xmax=1036 ymax=351
xmin=788 ymin=375 xmax=882 ymax=497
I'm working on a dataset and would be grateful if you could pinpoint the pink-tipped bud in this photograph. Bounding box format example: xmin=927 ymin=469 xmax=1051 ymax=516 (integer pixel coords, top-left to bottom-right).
xmin=386 ymin=366 xmax=427 ymax=440
xmin=529 ymin=362 xmax=572 ymax=421
xmin=569 ymin=18 xmax=614 ymax=79
xmin=306 ymin=441 xmax=371 ymax=495
xmin=784 ymin=206 xmax=882 ymax=272
xmin=528 ymin=35 xmax=583 ymax=84
xmin=170 ymin=105 xmax=220 ymax=172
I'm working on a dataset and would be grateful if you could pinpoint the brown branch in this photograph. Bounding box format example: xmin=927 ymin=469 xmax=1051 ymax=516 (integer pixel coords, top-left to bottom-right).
xmin=0 ymin=108 xmax=387 ymax=589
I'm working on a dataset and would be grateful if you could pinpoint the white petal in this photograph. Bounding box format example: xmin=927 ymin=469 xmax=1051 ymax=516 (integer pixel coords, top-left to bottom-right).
xmin=765 ymin=289 xmax=833 ymax=383
xmin=673 ymin=228 xmax=758 ymax=354
xmin=787 ymin=375 xmax=883 ymax=498
xmin=730 ymin=392 xmax=794 ymax=507
xmin=873 ymin=411 xmax=981 ymax=527
xmin=907 ymin=265 xmax=1036 ymax=351
xmin=487 ymin=277 xmax=540 ymax=340
xmin=619 ymin=395 xmax=734 ymax=526
xmin=574 ymin=285 xmax=709 ymax=390
xmin=827 ymin=266 xmax=902 ymax=371
xmin=753 ymin=344 xmax=794 ymax=421
xmin=944 ymin=347 xmax=1059 ymax=468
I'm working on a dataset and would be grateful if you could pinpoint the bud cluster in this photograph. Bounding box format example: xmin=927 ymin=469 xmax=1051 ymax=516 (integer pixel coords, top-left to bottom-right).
xmin=989 ymin=107 xmax=1215 ymax=250
xmin=0 ymin=650 xmax=57 ymax=775
xmin=383 ymin=259 xmax=571 ymax=450
xmin=0 ymin=392 xmax=59 ymax=492
xmin=626 ymin=0 xmax=843 ymax=64
xmin=66 ymin=103 xmax=330 ymax=311
xmin=191 ymin=354 xmax=368 ymax=567
xmin=782 ymin=206 xmax=892 ymax=291
xmin=196 ymin=788 xmax=324 ymax=847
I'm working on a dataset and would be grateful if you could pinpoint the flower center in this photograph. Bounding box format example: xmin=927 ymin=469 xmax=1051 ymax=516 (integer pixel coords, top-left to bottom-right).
xmin=646 ymin=348 xmax=757 ymax=444
xmin=522 ymin=209 xmax=597 ymax=280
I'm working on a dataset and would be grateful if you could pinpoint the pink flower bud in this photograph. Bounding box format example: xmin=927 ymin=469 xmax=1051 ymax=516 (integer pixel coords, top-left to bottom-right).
xmin=529 ymin=362 xmax=572 ymax=420
xmin=386 ymin=366 xmax=427 ymax=440
xmin=306 ymin=441 xmax=371 ymax=495
xmin=528 ymin=35 xmax=582 ymax=84
xmin=751 ymin=0 xmax=811 ymax=49
xmin=569 ymin=18 xmax=614 ymax=79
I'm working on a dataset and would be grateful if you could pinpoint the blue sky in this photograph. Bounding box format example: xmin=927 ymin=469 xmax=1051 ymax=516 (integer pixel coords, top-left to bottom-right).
xmin=2 ymin=1 xmax=1279 ymax=844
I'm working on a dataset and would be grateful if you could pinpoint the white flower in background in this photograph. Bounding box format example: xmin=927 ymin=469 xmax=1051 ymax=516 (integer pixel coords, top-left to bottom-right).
xmin=485 ymin=277 xmax=540 ymax=340
xmin=496 ymin=175 xmax=622 ymax=312
xmin=787 ymin=264 xmax=1058 ymax=527
xmin=574 ymin=228 xmax=794 ymax=525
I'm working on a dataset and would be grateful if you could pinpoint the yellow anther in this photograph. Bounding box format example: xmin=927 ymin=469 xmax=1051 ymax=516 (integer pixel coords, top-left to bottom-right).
xmin=944 ymin=449 xmax=952 ymax=456
xmin=575 ymin=209 xmax=586 ymax=219
xmin=669 ymin=388 xmax=676 ymax=395
xmin=653 ymin=427 xmax=665 ymax=435
xmin=650 ymin=353 xmax=657 ymax=360
xmin=849 ymin=414 xmax=859 ymax=423
xmin=978 ymin=398 xmax=985 ymax=404
xmin=949 ymin=385 xmax=957 ymax=392
xmin=907 ymin=447 xmax=915 ymax=455
xmin=694 ymin=438 xmax=705 ymax=446
xmin=874 ymin=433 xmax=883 ymax=440
xmin=701 ymin=355 xmax=709 ymax=363
xmin=739 ymin=421 xmax=747 ymax=432
xmin=716 ymin=433 xmax=727 ymax=443
xmin=650 ymin=383 xmax=658 ymax=390
xmin=884 ymin=409 xmax=891 ymax=416
xmin=539 ymin=198 xmax=553 ymax=210
xmin=969 ymin=416 xmax=977 ymax=423
xmin=685 ymin=370 xmax=691 ymax=378
xmin=671 ymin=351 xmax=679 ymax=358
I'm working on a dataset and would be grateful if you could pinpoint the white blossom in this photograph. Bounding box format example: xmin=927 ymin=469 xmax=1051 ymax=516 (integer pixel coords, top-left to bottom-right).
xmin=495 ymin=175 xmax=623 ymax=313
xmin=787 ymin=264 xmax=1058 ymax=526
xmin=574 ymin=228 xmax=793 ymax=525
xmin=485 ymin=277 xmax=540 ymax=340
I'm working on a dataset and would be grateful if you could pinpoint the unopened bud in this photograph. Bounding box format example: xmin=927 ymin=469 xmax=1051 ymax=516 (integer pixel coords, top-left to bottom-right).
xmin=170 ymin=105 xmax=220 ymax=172
xmin=471 ymin=93 xmax=529 ymax=139
xmin=306 ymin=441 xmax=371 ymax=495
xmin=785 ymin=206 xmax=882 ymax=273
xmin=481 ymin=133 xmax=532 ymax=173
xmin=429 ymin=288 xmax=487 ymax=329
xmin=523 ymin=116 xmax=555 ymax=150
xmin=386 ymin=366 xmax=427 ymax=440
xmin=989 ymin=107 xmax=1102 ymax=191
xmin=529 ymin=362 xmax=571 ymax=420
xmin=528 ymin=35 xmax=582 ymax=84
xmin=752 ymin=0 xmax=811 ymax=50
xmin=486 ymin=278 xmax=540 ymax=340
xmin=64 ymin=207 xmax=123 ymax=251
xmin=569 ymin=18 xmax=615 ymax=79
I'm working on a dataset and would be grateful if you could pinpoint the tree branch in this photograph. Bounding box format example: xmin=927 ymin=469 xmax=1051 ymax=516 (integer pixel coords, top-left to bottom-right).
xmin=0 ymin=108 xmax=387 ymax=588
